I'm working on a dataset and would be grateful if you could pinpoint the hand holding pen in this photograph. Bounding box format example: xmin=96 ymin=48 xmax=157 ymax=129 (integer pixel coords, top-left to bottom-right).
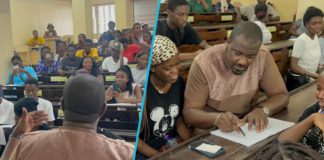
xmin=214 ymin=112 xmax=246 ymax=136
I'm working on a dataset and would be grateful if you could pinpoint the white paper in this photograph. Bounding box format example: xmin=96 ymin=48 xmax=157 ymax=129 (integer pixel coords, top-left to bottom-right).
xmin=0 ymin=127 xmax=6 ymax=145
xmin=210 ymin=118 xmax=295 ymax=147
xmin=195 ymin=143 xmax=222 ymax=153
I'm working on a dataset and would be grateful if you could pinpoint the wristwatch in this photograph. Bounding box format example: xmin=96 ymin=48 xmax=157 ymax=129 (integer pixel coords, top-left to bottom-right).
xmin=260 ymin=106 xmax=270 ymax=115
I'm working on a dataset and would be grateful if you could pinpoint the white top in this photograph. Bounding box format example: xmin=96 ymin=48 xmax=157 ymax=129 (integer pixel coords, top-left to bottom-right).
xmin=319 ymin=37 xmax=324 ymax=65
xmin=131 ymin=67 xmax=147 ymax=87
xmin=254 ymin=21 xmax=272 ymax=44
xmin=291 ymin=33 xmax=321 ymax=74
xmin=0 ymin=98 xmax=15 ymax=124
xmin=38 ymin=98 xmax=55 ymax=122
xmin=241 ymin=4 xmax=279 ymax=21
xmin=102 ymin=57 xmax=128 ymax=72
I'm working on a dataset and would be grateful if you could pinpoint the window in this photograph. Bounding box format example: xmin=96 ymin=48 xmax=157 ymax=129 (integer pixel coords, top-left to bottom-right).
xmin=92 ymin=4 xmax=116 ymax=34
xmin=133 ymin=0 xmax=158 ymax=28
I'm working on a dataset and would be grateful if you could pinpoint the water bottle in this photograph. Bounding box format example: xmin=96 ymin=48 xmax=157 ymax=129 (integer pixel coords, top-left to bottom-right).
xmin=164 ymin=134 xmax=178 ymax=148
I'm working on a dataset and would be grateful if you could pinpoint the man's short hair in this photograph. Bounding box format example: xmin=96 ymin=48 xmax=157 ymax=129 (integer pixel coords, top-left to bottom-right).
xmin=63 ymin=74 xmax=105 ymax=123
xmin=14 ymin=97 xmax=39 ymax=117
xmin=303 ymin=6 xmax=324 ymax=26
xmin=25 ymin=78 xmax=38 ymax=87
xmin=229 ymin=21 xmax=263 ymax=44
xmin=254 ymin=3 xmax=268 ymax=15
xmin=11 ymin=55 xmax=22 ymax=63
xmin=167 ymin=0 xmax=188 ymax=11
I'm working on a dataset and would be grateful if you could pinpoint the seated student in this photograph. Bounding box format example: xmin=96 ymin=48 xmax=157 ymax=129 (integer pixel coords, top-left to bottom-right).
xmin=129 ymin=23 xmax=144 ymax=45
xmin=131 ymin=50 xmax=149 ymax=87
xmin=26 ymin=30 xmax=46 ymax=47
xmin=24 ymin=78 xmax=55 ymax=125
xmin=7 ymin=55 xmax=38 ymax=86
xmin=142 ymin=24 xmax=150 ymax=33
xmin=142 ymin=31 xmax=152 ymax=47
xmin=120 ymin=38 xmax=141 ymax=62
xmin=77 ymin=56 xmax=103 ymax=82
xmin=2 ymin=74 xmax=134 ymax=160
xmin=14 ymin=97 xmax=50 ymax=131
xmin=183 ymin=22 xmax=288 ymax=132
xmin=287 ymin=6 xmax=323 ymax=91
xmin=43 ymin=23 xmax=58 ymax=38
xmin=319 ymin=31 xmax=324 ymax=71
xmin=36 ymin=53 xmax=59 ymax=74
xmin=113 ymin=30 xmax=123 ymax=41
xmin=105 ymin=66 xmax=142 ymax=104
xmin=156 ymin=0 xmax=211 ymax=61
xmin=189 ymin=0 xmax=213 ymax=13
xmin=55 ymin=40 xmax=66 ymax=63
xmin=98 ymin=21 xmax=116 ymax=46
xmin=75 ymin=33 xmax=86 ymax=50
xmin=40 ymin=46 xmax=52 ymax=61
xmin=101 ymin=40 xmax=128 ymax=72
xmin=289 ymin=18 xmax=307 ymax=38
xmin=59 ymin=44 xmax=82 ymax=75
xmin=137 ymin=36 xmax=190 ymax=159
xmin=240 ymin=0 xmax=280 ymax=22
xmin=75 ymin=39 xmax=99 ymax=60
xmin=253 ymin=3 xmax=272 ymax=44
xmin=278 ymin=72 xmax=324 ymax=157
xmin=0 ymin=85 xmax=15 ymax=124
xmin=215 ymin=0 xmax=236 ymax=13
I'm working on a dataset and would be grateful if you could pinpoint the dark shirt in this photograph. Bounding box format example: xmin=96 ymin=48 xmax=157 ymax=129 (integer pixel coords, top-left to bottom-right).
xmin=140 ymin=77 xmax=185 ymax=150
xmin=98 ymin=31 xmax=114 ymax=45
xmin=156 ymin=19 xmax=202 ymax=47
xmin=59 ymin=57 xmax=82 ymax=74
xmin=298 ymin=102 xmax=324 ymax=157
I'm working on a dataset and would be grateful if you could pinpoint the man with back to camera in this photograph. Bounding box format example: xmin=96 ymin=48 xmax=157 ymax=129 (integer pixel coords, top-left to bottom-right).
xmin=2 ymin=74 xmax=134 ymax=160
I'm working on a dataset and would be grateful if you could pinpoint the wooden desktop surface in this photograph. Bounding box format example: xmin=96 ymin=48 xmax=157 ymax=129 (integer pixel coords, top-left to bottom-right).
xmin=149 ymin=82 xmax=317 ymax=160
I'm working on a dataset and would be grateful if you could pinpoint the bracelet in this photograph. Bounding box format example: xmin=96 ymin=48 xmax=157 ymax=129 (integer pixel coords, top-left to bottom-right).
xmin=213 ymin=113 xmax=223 ymax=126
xmin=9 ymin=131 xmax=22 ymax=140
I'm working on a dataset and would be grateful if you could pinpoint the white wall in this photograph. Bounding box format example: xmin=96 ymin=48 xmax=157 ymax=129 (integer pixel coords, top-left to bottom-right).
xmin=0 ymin=0 xmax=14 ymax=84
xmin=10 ymin=0 xmax=73 ymax=48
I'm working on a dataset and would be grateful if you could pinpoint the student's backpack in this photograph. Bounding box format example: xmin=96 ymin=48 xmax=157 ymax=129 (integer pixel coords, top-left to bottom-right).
xmin=157 ymin=19 xmax=185 ymax=46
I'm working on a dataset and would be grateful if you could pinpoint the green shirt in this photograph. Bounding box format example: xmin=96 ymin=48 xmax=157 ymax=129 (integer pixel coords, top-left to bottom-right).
xmin=189 ymin=0 xmax=213 ymax=13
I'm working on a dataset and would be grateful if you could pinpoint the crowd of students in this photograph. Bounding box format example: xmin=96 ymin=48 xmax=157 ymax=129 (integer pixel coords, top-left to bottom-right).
xmin=2 ymin=0 xmax=324 ymax=159
xmin=137 ymin=0 xmax=324 ymax=159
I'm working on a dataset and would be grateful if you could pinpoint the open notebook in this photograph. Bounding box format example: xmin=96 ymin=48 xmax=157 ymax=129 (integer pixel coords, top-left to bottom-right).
xmin=210 ymin=118 xmax=295 ymax=147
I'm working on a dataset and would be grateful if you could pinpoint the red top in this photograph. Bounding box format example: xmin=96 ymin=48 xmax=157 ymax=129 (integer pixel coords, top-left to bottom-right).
xmin=123 ymin=44 xmax=141 ymax=62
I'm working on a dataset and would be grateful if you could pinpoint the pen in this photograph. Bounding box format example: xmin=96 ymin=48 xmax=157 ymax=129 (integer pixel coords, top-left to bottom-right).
xmin=238 ymin=127 xmax=246 ymax=136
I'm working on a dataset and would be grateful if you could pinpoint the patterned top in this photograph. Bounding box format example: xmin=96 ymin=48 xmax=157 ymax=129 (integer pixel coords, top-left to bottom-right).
xmin=302 ymin=126 xmax=324 ymax=157
xmin=36 ymin=60 xmax=59 ymax=74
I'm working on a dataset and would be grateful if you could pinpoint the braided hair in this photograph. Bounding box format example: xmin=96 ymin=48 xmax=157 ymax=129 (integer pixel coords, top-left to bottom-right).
xmin=248 ymin=140 xmax=322 ymax=160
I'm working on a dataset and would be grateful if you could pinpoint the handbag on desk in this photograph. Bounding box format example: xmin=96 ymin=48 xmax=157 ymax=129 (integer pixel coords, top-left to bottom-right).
xmin=286 ymin=71 xmax=310 ymax=91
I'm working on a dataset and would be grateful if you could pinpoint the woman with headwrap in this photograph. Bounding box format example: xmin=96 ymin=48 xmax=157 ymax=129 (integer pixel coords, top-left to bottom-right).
xmin=136 ymin=35 xmax=191 ymax=159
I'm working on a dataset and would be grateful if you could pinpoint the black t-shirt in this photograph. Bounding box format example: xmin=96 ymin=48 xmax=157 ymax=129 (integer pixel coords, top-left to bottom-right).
xmin=299 ymin=102 xmax=320 ymax=122
xmin=140 ymin=77 xmax=185 ymax=150
xmin=156 ymin=19 xmax=202 ymax=47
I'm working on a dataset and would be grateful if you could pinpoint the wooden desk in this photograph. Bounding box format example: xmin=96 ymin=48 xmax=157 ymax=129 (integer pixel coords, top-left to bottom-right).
xmin=45 ymin=38 xmax=61 ymax=55
xmin=179 ymin=40 xmax=294 ymax=79
xmin=193 ymin=21 xmax=293 ymax=44
xmin=149 ymin=82 xmax=317 ymax=160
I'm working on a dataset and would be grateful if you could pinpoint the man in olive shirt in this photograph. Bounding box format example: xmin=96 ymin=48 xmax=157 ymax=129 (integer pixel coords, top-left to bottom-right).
xmin=183 ymin=22 xmax=288 ymax=133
